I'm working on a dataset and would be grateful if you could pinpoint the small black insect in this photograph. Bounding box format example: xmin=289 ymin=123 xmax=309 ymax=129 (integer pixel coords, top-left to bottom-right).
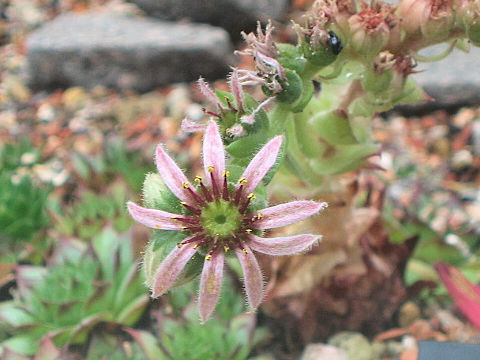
xmin=328 ymin=30 xmax=343 ymax=55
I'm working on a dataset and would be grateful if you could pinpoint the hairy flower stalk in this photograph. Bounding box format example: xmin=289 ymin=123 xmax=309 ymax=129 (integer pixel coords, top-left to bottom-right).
xmin=128 ymin=121 xmax=326 ymax=322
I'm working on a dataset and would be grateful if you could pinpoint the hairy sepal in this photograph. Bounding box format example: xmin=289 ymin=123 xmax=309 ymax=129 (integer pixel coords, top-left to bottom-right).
xmin=142 ymin=173 xmax=183 ymax=214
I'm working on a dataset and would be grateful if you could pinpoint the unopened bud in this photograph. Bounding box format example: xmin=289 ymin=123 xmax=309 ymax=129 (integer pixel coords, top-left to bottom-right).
xmin=302 ymin=29 xmax=343 ymax=67
xmin=348 ymin=8 xmax=391 ymax=57
xmin=362 ymin=51 xmax=395 ymax=94
xmin=397 ymin=0 xmax=430 ymax=35
xmin=274 ymin=69 xmax=304 ymax=104
xmin=421 ymin=0 xmax=455 ymax=41
xmin=143 ymin=173 xmax=181 ymax=213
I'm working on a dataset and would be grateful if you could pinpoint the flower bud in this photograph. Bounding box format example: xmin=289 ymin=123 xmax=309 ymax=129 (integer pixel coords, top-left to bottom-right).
xmin=142 ymin=173 xmax=181 ymax=213
xmin=361 ymin=51 xmax=395 ymax=94
xmin=421 ymin=0 xmax=455 ymax=41
xmin=301 ymin=29 xmax=343 ymax=67
xmin=397 ymin=0 xmax=430 ymax=35
xmin=463 ymin=0 xmax=480 ymax=45
xmin=348 ymin=5 xmax=395 ymax=57
xmin=277 ymin=43 xmax=306 ymax=74
xmin=467 ymin=21 xmax=480 ymax=45
xmin=274 ymin=69 xmax=304 ymax=104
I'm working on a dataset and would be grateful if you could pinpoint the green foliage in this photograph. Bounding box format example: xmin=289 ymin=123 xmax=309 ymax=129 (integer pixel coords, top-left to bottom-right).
xmin=71 ymin=138 xmax=153 ymax=192
xmin=0 ymin=228 xmax=149 ymax=355
xmin=127 ymin=276 xmax=269 ymax=360
xmin=85 ymin=333 xmax=148 ymax=360
xmin=54 ymin=183 xmax=132 ymax=239
xmin=0 ymin=140 xmax=39 ymax=172
xmin=0 ymin=172 xmax=50 ymax=244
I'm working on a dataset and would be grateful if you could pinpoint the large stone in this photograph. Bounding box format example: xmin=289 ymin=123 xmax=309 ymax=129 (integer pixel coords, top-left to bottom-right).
xmin=410 ymin=45 xmax=480 ymax=110
xmin=26 ymin=13 xmax=233 ymax=91
xmin=127 ymin=0 xmax=288 ymax=38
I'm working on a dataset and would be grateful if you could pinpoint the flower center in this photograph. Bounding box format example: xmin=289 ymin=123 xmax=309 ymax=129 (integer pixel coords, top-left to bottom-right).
xmin=200 ymin=199 xmax=242 ymax=239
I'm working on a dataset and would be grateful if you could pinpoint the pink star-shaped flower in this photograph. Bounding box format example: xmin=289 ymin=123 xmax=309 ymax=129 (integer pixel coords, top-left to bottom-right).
xmin=128 ymin=120 xmax=327 ymax=322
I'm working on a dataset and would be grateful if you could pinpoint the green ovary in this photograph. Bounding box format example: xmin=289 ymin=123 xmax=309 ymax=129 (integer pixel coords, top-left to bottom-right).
xmin=200 ymin=199 xmax=242 ymax=238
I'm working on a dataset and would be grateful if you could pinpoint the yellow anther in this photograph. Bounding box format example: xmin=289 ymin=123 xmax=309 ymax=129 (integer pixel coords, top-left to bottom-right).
xmin=256 ymin=212 xmax=263 ymax=220
xmin=193 ymin=244 xmax=199 ymax=249
xmin=245 ymin=229 xmax=253 ymax=234
xmin=181 ymin=226 xmax=188 ymax=232
xmin=155 ymin=225 xmax=162 ymax=229
xmin=205 ymin=254 xmax=212 ymax=261
xmin=194 ymin=176 xmax=202 ymax=183
xmin=176 ymin=243 xmax=183 ymax=248
xmin=242 ymin=249 xmax=249 ymax=254
xmin=247 ymin=193 xmax=256 ymax=200
xmin=224 ymin=245 xmax=230 ymax=252
xmin=180 ymin=201 xmax=188 ymax=206
xmin=182 ymin=182 xmax=190 ymax=189
xmin=222 ymin=170 xmax=230 ymax=177
xmin=207 ymin=165 xmax=214 ymax=173
xmin=239 ymin=177 xmax=247 ymax=185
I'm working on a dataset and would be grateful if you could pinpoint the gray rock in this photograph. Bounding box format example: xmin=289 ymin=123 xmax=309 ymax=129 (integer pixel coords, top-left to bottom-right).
xmin=26 ymin=13 xmax=233 ymax=91
xmin=301 ymin=344 xmax=349 ymax=360
xmin=328 ymin=332 xmax=379 ymax=360
xmin=411 ymin=45 xmax=480 ymax=108
xmin=127 ymin=0 xmax=288 ymax=38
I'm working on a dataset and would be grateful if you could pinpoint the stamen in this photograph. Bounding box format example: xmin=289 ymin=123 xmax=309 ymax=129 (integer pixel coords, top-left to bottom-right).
xmin=222 ymin=171 xmax=230 ymax=201
xmin=245 ymin=229 xmax=253 ymax=234
xmin=240 ymin=193 xmax=256 ymax=213
xmin=181 ymin=225 xmax=204 ymax=233
xmin=198 ymin=181 xmax=213 ymax=202
xmin=186 ymin=186 xmax=205 ymax=206
xmin=180 ymin=201 xmax=201 ymax=215
xmin=194 ymin=237 xmax=213 ymax=249
xmin=209 ymin=166 xmax=220 ymax=199
xmin=225 ymin=97 xmax=238 ymax=112
xmin=177 ymin=233 xmax=206 ymax=248
xmin=234 ymin=178 xmax=247 ymax=205
xmin=235 ymin=238 xmax=249 ymax=254
xmin=172 ymin=216 xmax=200 ymax=225
xmin=202 ymin=108 xmax=222 ymax=119
xmin=253 ymin=211 xmax=263 ymax=221
xmin=224 ymin=245 xmax=230 ymax=252
xmin=206 ymin=239 xmax=220 ymax=261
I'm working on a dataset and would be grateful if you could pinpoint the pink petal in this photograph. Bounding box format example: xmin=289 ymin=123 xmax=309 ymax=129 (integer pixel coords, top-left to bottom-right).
xmin=155 ymin=145 xmax=199 ymax=202
xmin=434 ymin=262 xmax=480 ymax=330
xmin=198 ymin=250 xmax=224 ymax=323
xmin=151 ymin=242 xmax=197 ymax=297
xmin=203 ymin=120 xmax=225 ymax=187
xmin=248 ymin=234 xmax=321 ymax=256
xmin=127 ymin=202 xmax=183 ymax=230
xmin=254 ymin=201 xmax=328 ymax=230
xmin=198 ymin=77 xmax=223 ymax=109
xmin=240 ymin=136 xmax=283 ymax=195
xmin=257 ymin=52 xmax=285 ymax=79
xmin=181 ymin=118 xmax=206 ymax=133
xmin=227 ymin=124 xmax=246 ymax=138
xmin=229 ymin=69 xmax=245 ymax=112
xmin=235 ymin=244 xmax=263 ymax=310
